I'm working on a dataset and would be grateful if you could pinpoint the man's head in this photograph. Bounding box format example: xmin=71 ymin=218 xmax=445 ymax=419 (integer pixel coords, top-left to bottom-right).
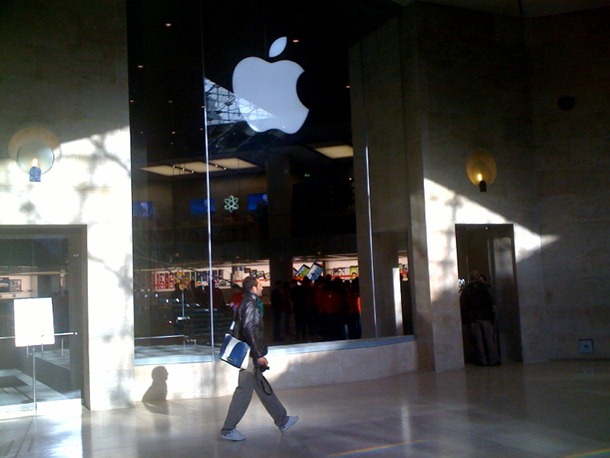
xmin=243 ymin=276 xmax=262 ymax=295
xmin=468 ymin=270 xmax=481 ymax=283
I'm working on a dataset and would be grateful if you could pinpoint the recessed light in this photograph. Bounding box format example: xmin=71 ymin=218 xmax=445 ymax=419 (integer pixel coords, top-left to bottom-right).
xmin=208 ymin=158 xmax=258 ymax=170
xmin=315 ymin=145 xmax=353 ymax=159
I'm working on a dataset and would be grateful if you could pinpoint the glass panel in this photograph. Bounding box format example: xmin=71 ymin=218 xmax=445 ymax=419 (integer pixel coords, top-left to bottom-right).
xmin=0 ymin=236 xmax=81 ymax=414
xmin=128 ymin=1 xmax=404 ymax=361
xmin=492 ymin=231 xmax=522 ymax=362
xmin=397 ymin=251 xmax=413 ymax=335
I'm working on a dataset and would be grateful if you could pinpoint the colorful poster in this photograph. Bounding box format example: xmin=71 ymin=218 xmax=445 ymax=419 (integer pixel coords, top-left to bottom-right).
xmin=307 ymin=263 xmax=323 ymax=281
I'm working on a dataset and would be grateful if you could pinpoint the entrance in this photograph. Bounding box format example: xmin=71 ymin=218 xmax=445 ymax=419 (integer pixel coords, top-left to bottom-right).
xmin=0 ymin=225 xmax=86 ymax=415
xmin=455 ymin=224 xmax=522 ymax=363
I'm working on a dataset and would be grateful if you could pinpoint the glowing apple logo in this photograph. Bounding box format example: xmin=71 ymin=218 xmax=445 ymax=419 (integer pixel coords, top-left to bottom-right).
xmin=232 ymin=37 xmax=309 ymax=134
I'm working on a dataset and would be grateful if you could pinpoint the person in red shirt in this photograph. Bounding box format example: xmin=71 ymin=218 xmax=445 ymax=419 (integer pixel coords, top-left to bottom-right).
xmin=346 ymin=277 xmax=362 ymax=339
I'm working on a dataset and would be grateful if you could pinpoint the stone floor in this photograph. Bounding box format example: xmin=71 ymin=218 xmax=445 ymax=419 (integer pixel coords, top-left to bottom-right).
xmin=1 ymin=360 xmax=609 ymax=457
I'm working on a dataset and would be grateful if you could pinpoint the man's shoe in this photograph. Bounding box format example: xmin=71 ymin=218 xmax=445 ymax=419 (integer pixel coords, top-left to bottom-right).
xmin=221 ymin=429 xmax=246 ymax=441
xmin=279 ymin=415 xmax=299 ymax=433
xmin=489 ymin=361 xmax=502 ymax=366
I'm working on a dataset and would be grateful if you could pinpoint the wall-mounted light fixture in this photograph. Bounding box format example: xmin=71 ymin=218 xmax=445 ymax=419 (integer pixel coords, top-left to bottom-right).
xmin=8 ymin=126 xmax=61 ymax=182
xmin=466 ymin=149 xmax=497 ymax=192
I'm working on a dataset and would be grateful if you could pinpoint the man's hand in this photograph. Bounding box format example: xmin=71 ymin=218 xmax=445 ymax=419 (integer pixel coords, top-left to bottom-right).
xmin=257 ymin=356 xmax=268 ymax=367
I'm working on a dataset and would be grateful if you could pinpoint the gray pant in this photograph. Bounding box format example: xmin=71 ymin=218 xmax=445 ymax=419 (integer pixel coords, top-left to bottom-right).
xmin=469 ymin=319 xmax=499 ymax=365
xmin=221 ymin=364 xmax=288 ymax=432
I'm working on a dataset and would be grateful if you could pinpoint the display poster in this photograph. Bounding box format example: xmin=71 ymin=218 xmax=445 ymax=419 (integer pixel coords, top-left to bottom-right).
xmin=14 ymin=297 xmax=56 ymax=347
xmin=307 ymin=263 xmax=323 ymax=281
xmin=154 ymin=272 xmax=167 ymax=290
xmin=295 ymin=265 xmax=310 ymax=279
xmin=333 ymin=267 xmax=348 ymax=277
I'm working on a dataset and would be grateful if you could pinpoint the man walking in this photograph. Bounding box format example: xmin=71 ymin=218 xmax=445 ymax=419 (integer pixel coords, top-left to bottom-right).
xmin=220 ymin=276 xmax=299 ymax=441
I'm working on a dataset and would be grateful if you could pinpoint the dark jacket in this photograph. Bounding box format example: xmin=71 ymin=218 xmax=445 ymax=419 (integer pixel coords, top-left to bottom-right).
xmin=235 ymin=291 xmax=267 ymax=361
xmin=460 ymin=282 xmax=495 ymax=323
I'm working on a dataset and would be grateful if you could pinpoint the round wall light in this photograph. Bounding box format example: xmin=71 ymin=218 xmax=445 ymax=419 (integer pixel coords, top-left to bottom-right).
xmin=8 ymin=126 xmax=61 ymax=180
xmin=466 ymin=149 xmax=497 ymax=192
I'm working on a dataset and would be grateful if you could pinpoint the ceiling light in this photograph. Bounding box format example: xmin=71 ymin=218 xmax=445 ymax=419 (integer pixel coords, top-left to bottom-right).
xmin=180 ymin=162 xmax=215 ymax=173
xmin=315 ymin=145 xmax=353 ymax=159
xmin=208 ymin=158 xmax=258 ymax=170
xmin=141 ymin=159 xmax=256 ymax=177
xmin=141 ymin=165 xmax=195 ymax=176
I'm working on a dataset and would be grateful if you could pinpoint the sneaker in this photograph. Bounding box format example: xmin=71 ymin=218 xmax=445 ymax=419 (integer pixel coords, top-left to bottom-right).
xmin=221 ymin=429 xmax=246 ymax=441
xmin=279 ymin=415 xmax=299 ymax=433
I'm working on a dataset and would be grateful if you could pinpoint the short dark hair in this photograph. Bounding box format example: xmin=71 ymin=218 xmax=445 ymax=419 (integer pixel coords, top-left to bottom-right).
xmin=243 ymin=276 xmax=258 ymax=292
xmin=468 ymin=270 xmax=481 ymax=283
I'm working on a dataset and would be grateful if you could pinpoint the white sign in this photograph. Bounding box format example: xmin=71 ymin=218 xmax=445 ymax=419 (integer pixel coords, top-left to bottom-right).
xmin=14 ymin=297 xmax=55 ymax=347
xmin=233 ymin=36 xmax=309 ymax=134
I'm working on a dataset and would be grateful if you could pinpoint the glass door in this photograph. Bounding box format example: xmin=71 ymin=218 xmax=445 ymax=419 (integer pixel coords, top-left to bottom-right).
xmin=0 ymin=226 xmax=84 ymax=416
xmin=455 ymin=223 xmax=522 ymax=363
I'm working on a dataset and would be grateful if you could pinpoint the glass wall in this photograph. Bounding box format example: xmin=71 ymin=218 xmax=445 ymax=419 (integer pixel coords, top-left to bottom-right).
xmin=127 ymin=0 xmax=409 ymax=362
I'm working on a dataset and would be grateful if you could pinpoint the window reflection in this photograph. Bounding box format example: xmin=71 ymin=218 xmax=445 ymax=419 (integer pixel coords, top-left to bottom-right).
xmin=128 ymin=0 xmax=406 ymax=362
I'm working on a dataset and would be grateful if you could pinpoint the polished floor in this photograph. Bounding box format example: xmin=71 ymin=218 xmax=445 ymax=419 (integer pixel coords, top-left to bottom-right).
xmin=1 ymin=360 xmax=609 ymax=457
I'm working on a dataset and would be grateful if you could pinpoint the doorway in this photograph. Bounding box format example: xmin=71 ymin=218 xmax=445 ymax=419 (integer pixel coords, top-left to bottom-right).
xmin=0 ymin=225 xmax=86 ymax=414
xmin=455 ymin=224 xmax=522 ymax=363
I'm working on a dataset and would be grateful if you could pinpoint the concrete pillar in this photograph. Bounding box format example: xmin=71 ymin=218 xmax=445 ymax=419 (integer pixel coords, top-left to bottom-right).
xmin=266 ymin=153 xmax=294 ymax=284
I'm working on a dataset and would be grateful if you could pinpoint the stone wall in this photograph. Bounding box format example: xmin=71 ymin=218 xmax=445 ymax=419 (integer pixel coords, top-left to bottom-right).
xmin=528 ymin=7 xmax=610 ymax=359
xmin=351 ymin=2 xmax=572 ymax=369
xmin=0 ymin=0 xmax=134 ymax=409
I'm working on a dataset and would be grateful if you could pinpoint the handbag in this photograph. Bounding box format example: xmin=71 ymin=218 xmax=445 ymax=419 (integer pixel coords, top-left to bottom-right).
xmin=219 ymin=331 xmax=250 ymax=369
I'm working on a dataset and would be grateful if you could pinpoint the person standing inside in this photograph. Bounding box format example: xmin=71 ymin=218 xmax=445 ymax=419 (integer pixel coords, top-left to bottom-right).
xmin=460 ymin=270 xmax=500 ymax=366
xmin=346 ymin=277 xmax=362 ymax=339
xmin=220 ymin=276 xmax=299 ymax=441
xmin=270 ymin=281 xmax=283 ymax=341
xmin=291 ymin=279 xmax=308 ymax=341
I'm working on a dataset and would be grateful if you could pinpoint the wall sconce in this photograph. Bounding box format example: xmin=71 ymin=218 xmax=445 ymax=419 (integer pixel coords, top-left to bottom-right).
xmin=8 ymin=126 xmax=61 ymax=182
xmin=466 ymin=149 xmax=497 ymax=192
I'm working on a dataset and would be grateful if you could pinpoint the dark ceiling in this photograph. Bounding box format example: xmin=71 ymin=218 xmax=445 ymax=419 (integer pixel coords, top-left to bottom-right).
xmin=394 ymin=0 xmax=610 ymax=17
xmin=126 ymin=0 xmax=610 ymax=182
xmin=126 ymin=0 xmax=402 ymax=173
